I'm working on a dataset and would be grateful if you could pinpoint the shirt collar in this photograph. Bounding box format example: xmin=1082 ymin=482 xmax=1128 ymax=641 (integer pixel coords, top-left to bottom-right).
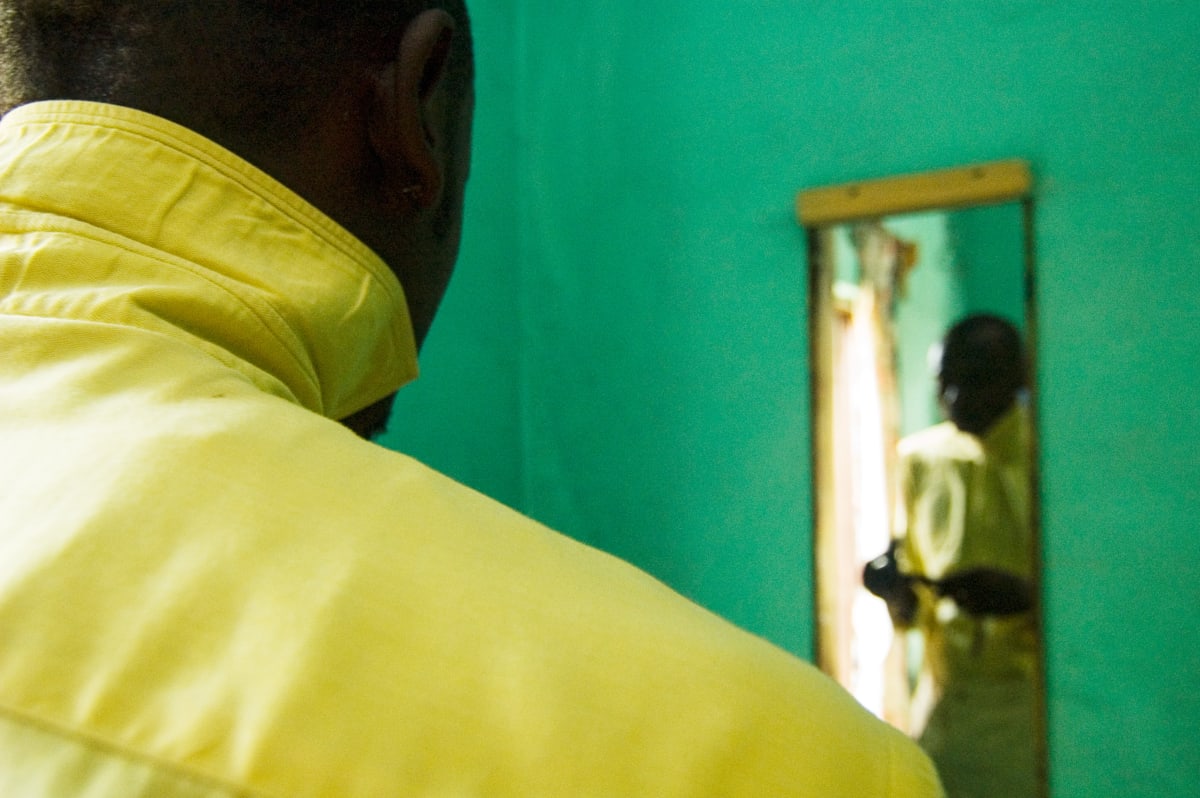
xmin=0 ymin=101 xmax=418 ymax=420
xmin=980 ymin=401 xmax=1030 ymax=462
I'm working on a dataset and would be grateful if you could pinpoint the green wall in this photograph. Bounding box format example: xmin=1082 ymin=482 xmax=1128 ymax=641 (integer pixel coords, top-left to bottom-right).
xmin=954 ymin=202 xmax=1027 ymax=328
xmin=384 ymin=2 xmax=523 ymax=508
xmin=385 ymin=3 xmax=1200 ymax=795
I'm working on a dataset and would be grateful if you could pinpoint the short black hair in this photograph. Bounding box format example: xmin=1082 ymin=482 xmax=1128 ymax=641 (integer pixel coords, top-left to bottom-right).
xmin=0 ymin=0 xmax=471 ymax=151
xmin=941 ymin=313 xmax=1026 ymax=391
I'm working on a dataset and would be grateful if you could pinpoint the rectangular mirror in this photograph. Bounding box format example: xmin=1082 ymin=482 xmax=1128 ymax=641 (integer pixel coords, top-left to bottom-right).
xmin=798 ymin=161 xmax=1047 ymax=798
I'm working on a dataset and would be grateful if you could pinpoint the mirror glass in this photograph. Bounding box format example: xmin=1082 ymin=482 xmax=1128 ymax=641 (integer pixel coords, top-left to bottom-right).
xmin=801 ymin=163 xmax=1047 ymax=798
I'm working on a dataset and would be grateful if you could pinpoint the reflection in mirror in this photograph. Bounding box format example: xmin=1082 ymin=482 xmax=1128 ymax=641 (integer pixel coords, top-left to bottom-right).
xmin=798 ymin=162 xmax=1047 ymax=798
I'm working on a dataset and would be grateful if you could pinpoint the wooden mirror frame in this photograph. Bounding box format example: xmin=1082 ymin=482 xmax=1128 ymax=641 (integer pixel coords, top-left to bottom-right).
xmin=797 ymin=159 xmax=1031 ymax=226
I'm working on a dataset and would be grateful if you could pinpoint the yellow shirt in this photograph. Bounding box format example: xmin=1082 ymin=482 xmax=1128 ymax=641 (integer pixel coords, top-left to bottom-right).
xmin=0 ymin=101 xmax=942 ymax=797
xmin=895 ymin=405 xmax=1037 ymax=689
xmin=894 ymin=407 xmax=1038 ymax=797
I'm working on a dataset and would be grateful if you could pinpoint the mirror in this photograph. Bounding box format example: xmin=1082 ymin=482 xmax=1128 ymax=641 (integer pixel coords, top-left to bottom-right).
xmin=798 ymin=161 xmax=1047 ymax=797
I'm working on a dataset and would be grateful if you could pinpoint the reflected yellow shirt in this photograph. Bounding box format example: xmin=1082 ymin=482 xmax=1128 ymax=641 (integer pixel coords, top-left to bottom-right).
xmin=894 ymin=406 xmax=1037 ymax=709
xmin=0 ymin=102 xmax=942 ymax=797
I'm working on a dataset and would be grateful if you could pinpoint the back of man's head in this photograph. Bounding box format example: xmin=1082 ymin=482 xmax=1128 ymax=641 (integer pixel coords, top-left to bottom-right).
xmin=1 ymin=0 xmax=476 ymax=352
xmin=938 ymin=313 xmax=1026 ymax=436
xmin=941 ymin=314 xmax=1025 ymax=379
xmin=0 ymin=0 xmax=470 ymax=156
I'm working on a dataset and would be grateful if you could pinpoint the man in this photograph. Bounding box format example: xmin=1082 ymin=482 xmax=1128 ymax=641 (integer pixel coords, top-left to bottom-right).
xmin=0 ymin=2 xmax=942 ymax=795
xmin=878 ymin=314 xmax=1039 ymax=798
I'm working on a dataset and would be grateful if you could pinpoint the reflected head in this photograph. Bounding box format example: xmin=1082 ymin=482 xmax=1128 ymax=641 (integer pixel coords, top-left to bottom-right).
xmin=938 ymin=313 xmax=1026 ymax=436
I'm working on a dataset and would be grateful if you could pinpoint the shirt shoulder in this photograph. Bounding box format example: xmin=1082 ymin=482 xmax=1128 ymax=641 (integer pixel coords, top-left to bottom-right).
xmin=1 ymin=397 xmax=943 ymax=797
xmin=899 ymin=421 xmax=982 ymax=466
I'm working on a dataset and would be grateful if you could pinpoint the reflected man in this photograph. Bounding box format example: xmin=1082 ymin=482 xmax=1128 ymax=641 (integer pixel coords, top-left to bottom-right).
xmin=886 ymin=314 xmax=1039 ymax=798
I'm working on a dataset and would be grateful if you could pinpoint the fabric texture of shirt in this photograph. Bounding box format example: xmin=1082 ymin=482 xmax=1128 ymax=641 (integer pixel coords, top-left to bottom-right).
xmin=894 ymin=405 xmax=1039 ymax=798
xmin=0 ymin=101 xmax=943 ymax=797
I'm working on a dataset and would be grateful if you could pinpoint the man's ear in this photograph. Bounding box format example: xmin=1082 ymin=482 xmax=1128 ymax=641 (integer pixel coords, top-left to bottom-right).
xmin=368 ymin=9 xmax=458 ymax=209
